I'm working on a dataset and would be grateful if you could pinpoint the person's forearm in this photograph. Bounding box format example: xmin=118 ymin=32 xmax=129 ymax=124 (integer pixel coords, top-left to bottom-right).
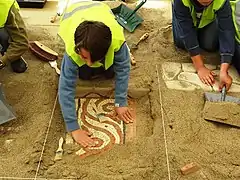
xmin=220 ymin=63 xmax=230 ymax=74
xmin=114 ymin=43 xmax=130 ymax=107
xmin=191 ymin=54 xmax=204 ymax=71
xmin=4 ymin=5 xmax=28 ymax=63
xmin=59 ymin=53 xmax=80 ymax=132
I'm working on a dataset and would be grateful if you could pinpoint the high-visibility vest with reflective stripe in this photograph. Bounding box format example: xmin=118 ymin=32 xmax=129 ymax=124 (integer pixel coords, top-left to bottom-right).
xmin=58 ymin=1 xmax=125 ymax=69
xmin=182 ymin=0 xmax=226 ymax=28
xmin=231 ymin=0 xmax=240 ymax=43
xmin=0 ymin=0 xmax=20 ymax=28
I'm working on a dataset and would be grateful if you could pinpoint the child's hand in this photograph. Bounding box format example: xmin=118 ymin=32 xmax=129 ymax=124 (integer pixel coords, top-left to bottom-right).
xmin=71 ymin=129 xmax=96 ymax=147
xmin=197 ymin=66 xmax=215 ymax=86
xmin=115 ymin=107 xmax=133 ymax=124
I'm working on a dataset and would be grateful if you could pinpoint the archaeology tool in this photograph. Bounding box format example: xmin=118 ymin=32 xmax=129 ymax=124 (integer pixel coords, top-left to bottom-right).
xmin=126 ymin=44 xmax=136 ymax=65
xmin=0 ymin=84 xmax=16 ymax=125
xmin=49 ymin=60 xmax=60 ymax=75
xmin=50 ymin=0 xmax=70 ymax=23
xmin=54 ymin=137 xmax=64 ymax=161
xmin=204 ymin=86 xmax=240 ymax=104
xmin=111 ymin=0 xmax=147 ymax=32
xmin=203 ymin=86 xmax=240 ymax=127
xmin=29 ymin=41 xmax=58 ymax=61
xmin=130 ymin=32 xmax=149 ymax=50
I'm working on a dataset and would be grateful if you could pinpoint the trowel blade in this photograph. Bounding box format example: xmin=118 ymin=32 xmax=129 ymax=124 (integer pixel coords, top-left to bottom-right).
xmin=0 ymin=85 xmax=16 ymax=125
xmin=204 ymin=92 xmax=240 ymax=104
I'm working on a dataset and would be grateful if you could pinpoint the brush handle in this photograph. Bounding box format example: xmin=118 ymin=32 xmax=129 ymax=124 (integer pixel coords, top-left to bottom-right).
xmin=221 ymin=86 xmax=226 ymax=101
xmin=54 ymin=66 xmax=60 ymax=75
xmin=126 ymin=0 xmax=147 ymax=20
xmin=57 ymin=137 xmax=64 ymax=152
xmin=136 ymin=33 xmax=149 ymax=45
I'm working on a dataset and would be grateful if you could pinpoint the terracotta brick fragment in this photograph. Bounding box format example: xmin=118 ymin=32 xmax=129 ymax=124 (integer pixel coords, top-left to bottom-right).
xmin=181 ymin=162 xmax=201 ymax=175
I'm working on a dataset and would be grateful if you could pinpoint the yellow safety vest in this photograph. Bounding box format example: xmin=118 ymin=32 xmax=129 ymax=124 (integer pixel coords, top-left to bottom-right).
xmin=231 ymin=0 xmax=240 ymax=43
xmin=182 ymin=0 xmax=226 ymax=28
xmin=58 ymin=1 xmax=125 ymax=69
xmin=0 ymin=0 xmax=20 ymax=28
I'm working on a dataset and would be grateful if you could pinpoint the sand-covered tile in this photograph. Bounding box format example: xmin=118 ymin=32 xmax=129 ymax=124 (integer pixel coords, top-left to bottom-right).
xmin=162 ymin=62 xmax=182 ymax=80
xmin=178 ymin=72 xmax=212 ymax=91
xmin=165 ymin=80 xmax=198 ymax=91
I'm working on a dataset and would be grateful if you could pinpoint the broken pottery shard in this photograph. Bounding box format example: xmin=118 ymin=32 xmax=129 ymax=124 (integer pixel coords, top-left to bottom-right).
xmin=165 ymin=80 xmax=198 ymax=91
xmin=178 ymin=72 xmax=212 ymax=91
xmin=182 ymin=63 xmax=196 ymax=73
xmin=228 ymin=67 xmax=240 ymax=85
xmin=181 ymin=162 xmax=201 ymax=175
xmin=162 ymin=62 xmax=181 ymax=80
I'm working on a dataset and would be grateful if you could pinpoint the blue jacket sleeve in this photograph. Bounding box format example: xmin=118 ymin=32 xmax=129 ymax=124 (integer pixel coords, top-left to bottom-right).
xmin=113 ymin=42 xmax=130 ymax=107
xmin=216 ymin=0 xmax=235 ymax=64
xmin=173 ymin=0 xmax=202 ymax=56
xmin=59 ymin=53 xmax=80 ymax=132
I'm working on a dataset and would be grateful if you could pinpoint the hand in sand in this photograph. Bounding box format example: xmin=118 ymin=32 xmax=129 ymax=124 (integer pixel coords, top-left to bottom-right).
xmin=219 ymin=71 xmax=232 ymax=91
xmin=115 ymin=107 xmax=133 ymax=124
xmin=71 ymin=129 xmax=96 ymax=147
xmin=197 ymin=66 xmax=216 ymax=86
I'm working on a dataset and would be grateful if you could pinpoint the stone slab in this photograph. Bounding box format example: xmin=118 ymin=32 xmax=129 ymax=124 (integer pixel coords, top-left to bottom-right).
xmin=162 ymin=62 xmax=182 ymax=80
xmin=229 ymin=67 xmax=240 ymax=85
xmin=182 ymin=63 xmax=196 ymax=73
xmin=182 ymin=63 xmax=217 ymax=73
xmin=177 ymin=72 xmax=212 ymax=91
xmin=165 ymin=80 xmax=198 ymax=91
xmin=213 ymin=81 xmax=240 ymax=93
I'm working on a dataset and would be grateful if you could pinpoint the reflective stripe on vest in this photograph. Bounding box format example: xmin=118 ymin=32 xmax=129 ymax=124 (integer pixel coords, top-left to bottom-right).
xmin=58 ymin=2 xmax=125 ymax=69
xmin=181 ymin=0 xmax=226 ymax=28
xmin=231 ymin=0 xmax=240 ymax=43
xmin=0 ymin=0 xmax=19 ymax=28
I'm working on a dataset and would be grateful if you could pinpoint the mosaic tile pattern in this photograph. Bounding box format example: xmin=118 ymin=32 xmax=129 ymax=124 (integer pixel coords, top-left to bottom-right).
xmin=63 ymin=98 xmax=136 ymax=159
xmin=162 ymin=62 xmax=240 ymax=92
xmin=75 ymin=98 xmax=124 ymax=158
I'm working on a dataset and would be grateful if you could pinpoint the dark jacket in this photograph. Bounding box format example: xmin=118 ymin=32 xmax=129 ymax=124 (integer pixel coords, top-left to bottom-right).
xmin=1 ymin=5 xmax=28 ymax=64
xmin=173 ymin=0 xmax=235 ymax=64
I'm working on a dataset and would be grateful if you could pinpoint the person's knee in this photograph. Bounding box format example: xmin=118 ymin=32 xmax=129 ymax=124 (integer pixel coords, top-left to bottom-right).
xmin=79 ymin=71 xmax=92 ymax=80
xmin=78 ymin=65 xmax=92 ymax=80
xmin=0 ymin=28 xmax=10 ymax=52
xmin=171 ymin=15 xmax=185 ymax=49
xmin=199 ymin=22 xmax=218 ymax=52
xmin=201 ymin=41 xmax=218 ymax=52
xmin=104 ymin=66 xmax=114 ymax=79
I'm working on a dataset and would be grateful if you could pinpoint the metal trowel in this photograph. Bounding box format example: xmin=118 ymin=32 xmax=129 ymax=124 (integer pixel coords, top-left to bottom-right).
xmin=0 ymin=84 xmax=16 ymax=125
xmin=203 ymin=86 xmax=240 ymax=127
xmin=204 ymin=86 xmax=240 ymax=104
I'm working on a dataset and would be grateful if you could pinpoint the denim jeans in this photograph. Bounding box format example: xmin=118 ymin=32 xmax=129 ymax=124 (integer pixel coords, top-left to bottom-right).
xmin=233 ymin=41 xmax=240 ymax=73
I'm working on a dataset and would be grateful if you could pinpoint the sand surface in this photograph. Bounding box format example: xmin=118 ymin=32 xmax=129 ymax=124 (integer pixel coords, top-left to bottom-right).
xmin=0 ymin=1 xmax=239 ymax=180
